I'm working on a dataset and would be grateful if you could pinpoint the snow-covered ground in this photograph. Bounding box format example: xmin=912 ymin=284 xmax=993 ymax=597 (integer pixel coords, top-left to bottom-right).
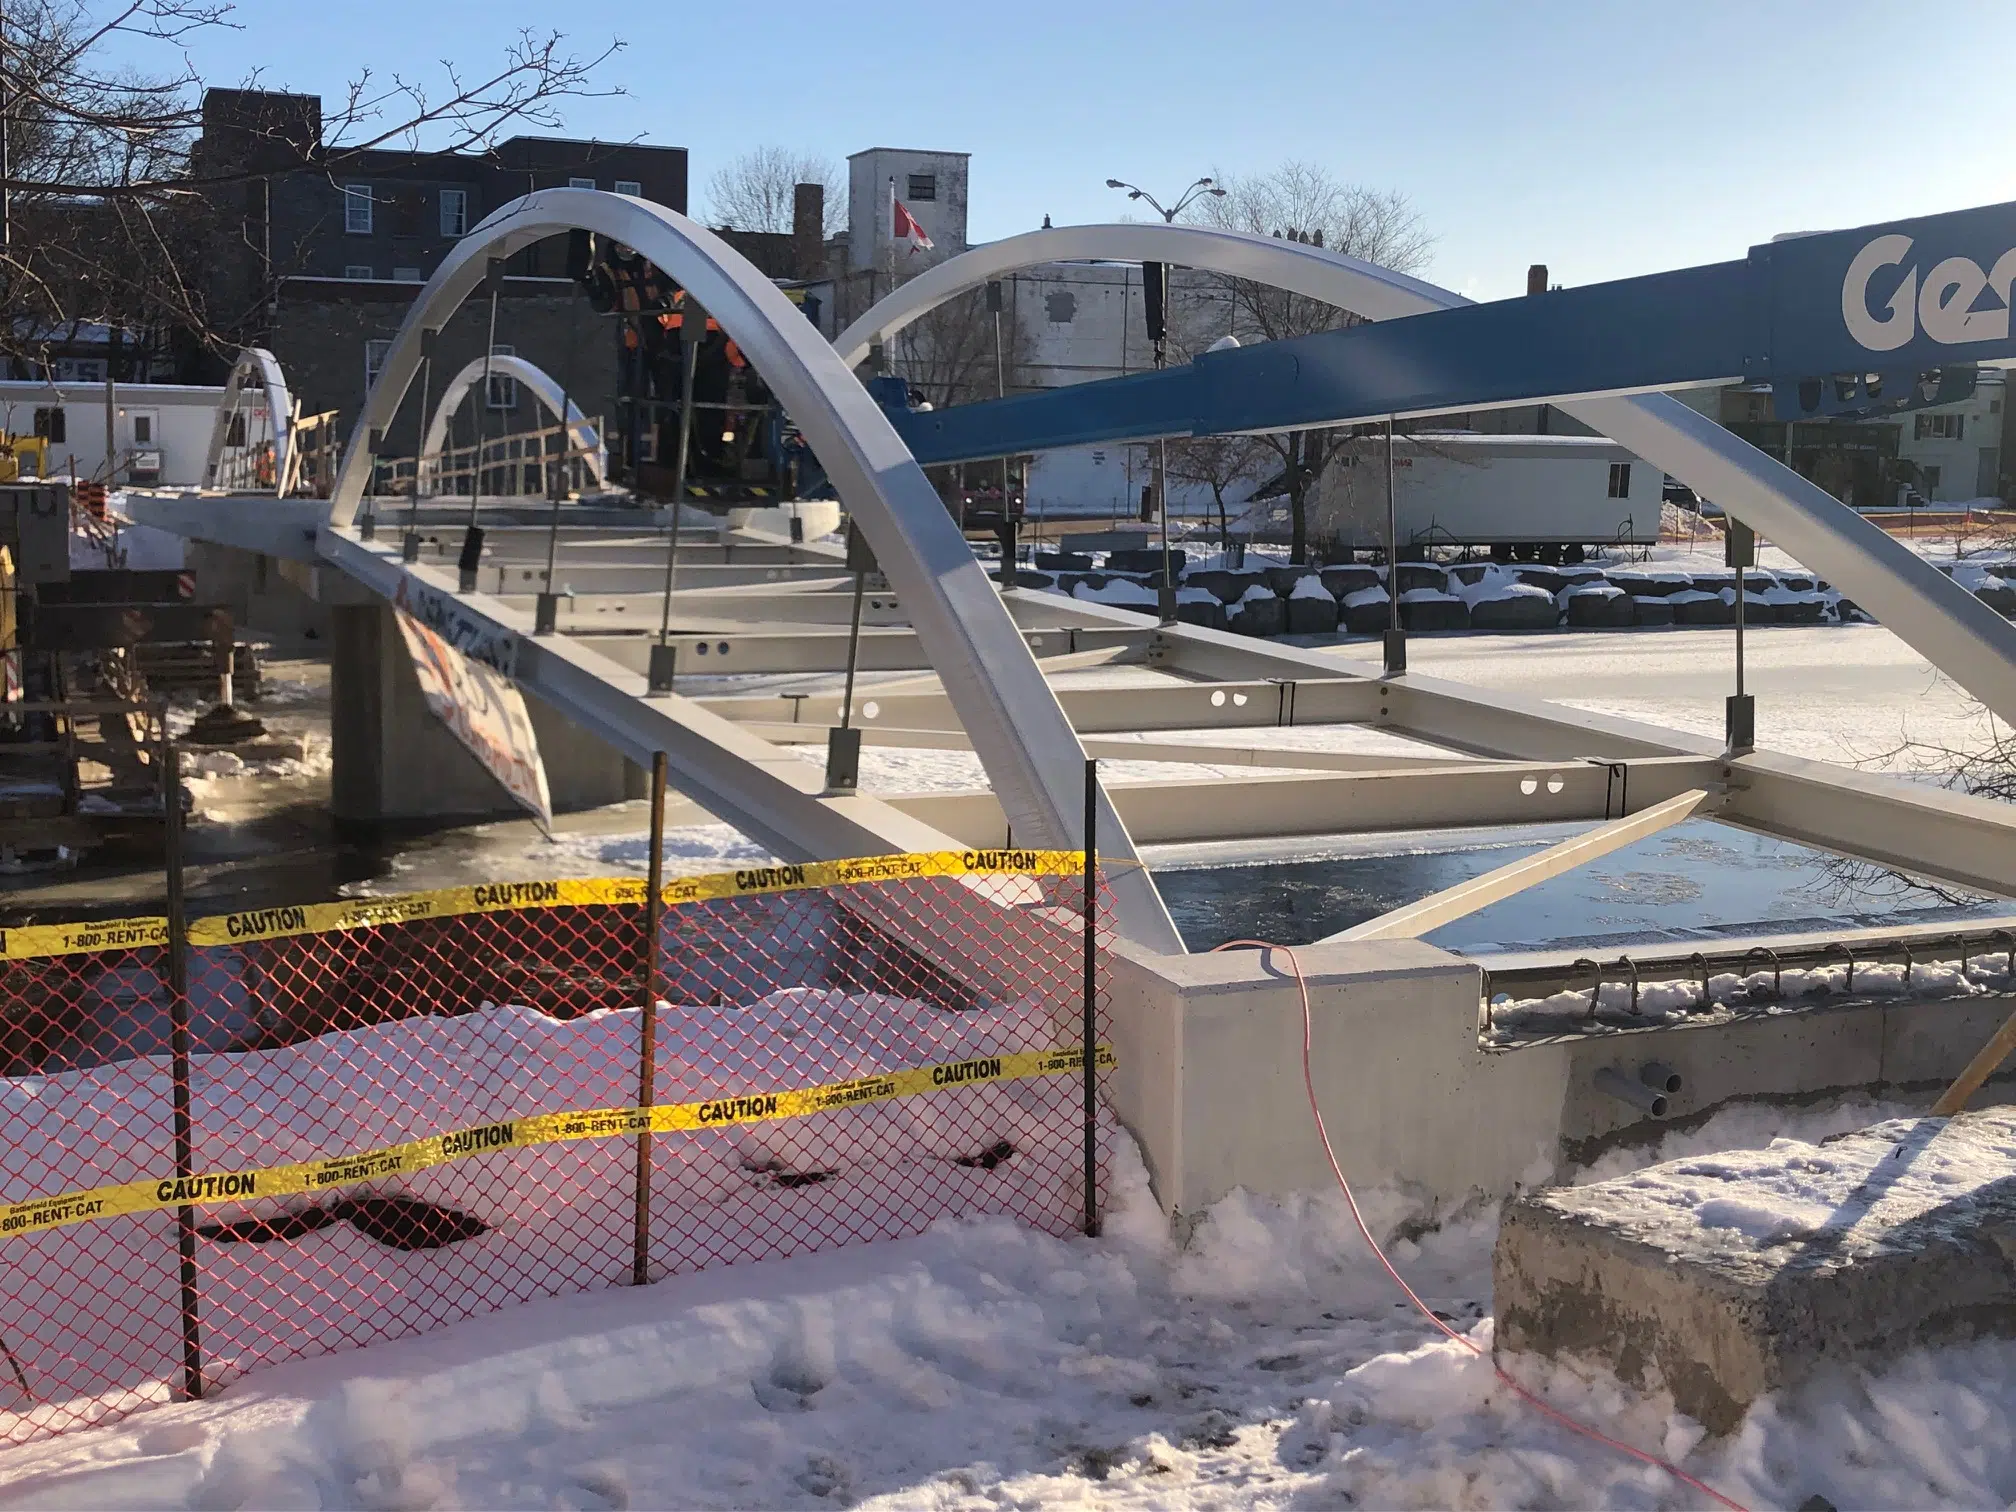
xmin=8 ymin=1097 xmax=2015 ymax=1509
xmin=1326 ymin=623 xmax=1992 ymax=770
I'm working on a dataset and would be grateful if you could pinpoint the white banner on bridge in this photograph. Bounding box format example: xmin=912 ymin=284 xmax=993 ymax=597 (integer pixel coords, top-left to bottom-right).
xmin=394 ymin=607 xmax=552 ymax=834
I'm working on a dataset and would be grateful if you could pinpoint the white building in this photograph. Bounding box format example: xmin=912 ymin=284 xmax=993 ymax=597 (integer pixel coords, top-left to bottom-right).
xmin=846 ymin=148 xmax=970 ymax=272
xmin=0 ymin=380 xmax=225 ymax=487
xmin=1892 ymin=368 xmax=2005 ymax=504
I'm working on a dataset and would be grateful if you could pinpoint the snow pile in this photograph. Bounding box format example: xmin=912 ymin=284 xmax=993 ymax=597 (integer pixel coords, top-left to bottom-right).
xmin=1397 ymin=586 xmax=1459 ymax=605
xmin=1451 ymin=566 xmax=1553 ymax=608
xmin=1234 ymin=583 xmax=1277 ymax=606
xmin=1072 ymin=577 xmax=1158 ymax=608
xmin=9 ymin=1099 xmax=2016 ymax=1507
xmin=1340 ymin=585 xmax=1389 ymax=609
xmin=1287 ymin=575 xmax=1334 ymax=601
xmin=1175 ymin=585 xmax=1219 ymax=607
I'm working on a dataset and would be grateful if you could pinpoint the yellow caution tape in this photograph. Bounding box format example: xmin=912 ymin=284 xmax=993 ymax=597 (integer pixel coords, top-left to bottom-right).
xmin=0 ymin=1044 xmax=1115 ymax=1240
xmin=0 ymin=915 xmax=170 ymax=963
xmin=185 ymin=878 xmax=647 ymax=947
xmin=658 ymin=849 xmax=1083 ymax=906
xmin=2 ymin=850 xmax=1089 ymax=957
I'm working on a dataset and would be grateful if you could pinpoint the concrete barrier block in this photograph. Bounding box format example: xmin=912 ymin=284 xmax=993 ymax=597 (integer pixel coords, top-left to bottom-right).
xmin=1496 ymin=1110 xmax=2016 ymax=1434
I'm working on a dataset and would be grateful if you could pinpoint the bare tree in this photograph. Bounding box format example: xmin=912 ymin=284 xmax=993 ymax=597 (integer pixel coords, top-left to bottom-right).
xmin=0 ymin=1 xmax=622 ymax=376
xmin=703 ymin=145 xmax=846 ymax=239
xmin=1186 ymin=162 xmax=1435 ymax=561
xmin=1164 ymin=430 xmax=1270 ymax=549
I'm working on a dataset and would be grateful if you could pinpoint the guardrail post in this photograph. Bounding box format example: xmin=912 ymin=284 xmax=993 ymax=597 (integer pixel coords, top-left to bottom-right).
xmin=1082 ymin=757 xmax=1100 ymax=1238
xmin=633 ymin=751 xmax=667 ymax=1286
xmin=162 ymin=736 xmax=202 ymax=1399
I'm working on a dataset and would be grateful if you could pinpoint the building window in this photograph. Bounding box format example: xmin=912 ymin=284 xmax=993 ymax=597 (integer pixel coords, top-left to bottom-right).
xmin=1607 ymin=461 xmax=1632 ymax=498
xmin=568 ymin=176 xmax=596 ymax=190
xmin=907 ymin=173 xmax=936 ymax=202
xmin=393 ymin=266 xmax=422 ymax=282
xmin=131 ymin=413 xmax=153 ymax=445
xmin=344 ymin=264 xmax=374 ymax=280
xmin=440 ymin=187 xmax=468 ymax=237
xmin=1915 ymin=412 xmax=1965 ymax=441
xmin=486 ymin=344 xmax=517 ymax=410
xmin=32 ymin=407 xmax=64 ymax=443
xmin=1993 ymin=399 xmax=2003 ymax=415
xmin=614 ymin=179 xmax=641 ymax=197
xmin=364 ymin=338 xmax=393 ymax=390
xmin=344 ymin=183 xmax=373 ymax=234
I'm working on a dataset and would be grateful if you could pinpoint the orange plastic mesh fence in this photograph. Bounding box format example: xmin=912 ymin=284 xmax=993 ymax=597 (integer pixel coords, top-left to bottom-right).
xmin=0 ymin=854 xmax=1116 ymax=1444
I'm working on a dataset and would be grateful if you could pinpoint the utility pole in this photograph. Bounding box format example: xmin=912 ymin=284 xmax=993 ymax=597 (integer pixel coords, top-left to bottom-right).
xmin=1105 ymin=177 xmax=1227 ymax=620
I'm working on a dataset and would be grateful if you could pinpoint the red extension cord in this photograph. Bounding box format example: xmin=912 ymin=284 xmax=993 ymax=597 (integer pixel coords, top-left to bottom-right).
xmin=1211 ymin=938 xmax=1749 ymax=1512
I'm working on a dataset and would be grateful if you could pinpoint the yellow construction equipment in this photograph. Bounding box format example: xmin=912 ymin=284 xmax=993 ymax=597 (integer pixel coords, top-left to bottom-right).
xmin=0 ymin=434 xmax=52 ymax=483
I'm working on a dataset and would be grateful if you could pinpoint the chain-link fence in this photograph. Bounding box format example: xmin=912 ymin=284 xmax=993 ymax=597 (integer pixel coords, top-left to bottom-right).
xmin=0 ymin=850 xmax=1115 ymax=1445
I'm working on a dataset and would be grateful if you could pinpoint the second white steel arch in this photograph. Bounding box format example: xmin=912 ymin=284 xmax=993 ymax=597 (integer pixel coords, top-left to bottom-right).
xmin=203 ymin=348 xmax=294 ymax=494
xmin=419 ymin=352 xmax=609 ymax=493
xmin=839 ymin=224 xmax=2016 ymax=731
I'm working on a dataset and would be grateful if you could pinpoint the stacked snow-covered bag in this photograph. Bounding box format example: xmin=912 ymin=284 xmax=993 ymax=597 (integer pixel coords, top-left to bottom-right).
xmin=1028 ymin=546 xmax=2016 ymax=637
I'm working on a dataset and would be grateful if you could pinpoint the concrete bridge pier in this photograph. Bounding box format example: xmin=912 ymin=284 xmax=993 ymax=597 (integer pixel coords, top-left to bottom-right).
xmin=330 ymin=601 xmax=646 ymax=825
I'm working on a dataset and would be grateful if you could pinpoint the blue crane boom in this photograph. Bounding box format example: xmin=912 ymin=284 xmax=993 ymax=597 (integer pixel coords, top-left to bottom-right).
xmin=883 ymin=199 xmax=2016 ymax=467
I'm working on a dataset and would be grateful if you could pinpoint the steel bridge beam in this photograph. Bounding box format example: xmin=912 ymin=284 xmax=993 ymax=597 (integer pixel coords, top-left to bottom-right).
xmin=890 ymin=756 xmax=1723 ymax=848
xmin=1326 ymin=787 xmax=1717 ymax=943
xmin=694 ymin=675 xmax=1385 ymax=736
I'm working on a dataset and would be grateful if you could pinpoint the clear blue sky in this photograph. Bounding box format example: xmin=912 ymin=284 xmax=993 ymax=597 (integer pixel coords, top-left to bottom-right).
xmin=136 ymin=0 xmax=2016 ymax=300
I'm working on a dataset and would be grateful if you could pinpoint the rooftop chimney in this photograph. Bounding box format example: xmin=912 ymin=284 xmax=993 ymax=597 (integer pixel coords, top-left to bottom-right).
xmin=1526 ymin=264 xmax=1548 ymax=296
xmin=792 ymin=183 xmax=825 ymax=280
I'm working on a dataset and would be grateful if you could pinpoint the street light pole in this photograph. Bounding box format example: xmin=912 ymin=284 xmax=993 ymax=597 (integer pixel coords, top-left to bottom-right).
xmin=1104 ymin=177 xmax=1225 ymax=619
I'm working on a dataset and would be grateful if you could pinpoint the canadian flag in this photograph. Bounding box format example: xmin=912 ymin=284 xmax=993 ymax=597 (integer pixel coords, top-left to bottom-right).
xmin=892 ymin=193 xmax=934 ymax=255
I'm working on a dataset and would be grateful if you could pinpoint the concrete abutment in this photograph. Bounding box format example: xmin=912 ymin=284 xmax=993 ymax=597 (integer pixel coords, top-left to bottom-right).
xmin=329 ymin=601 xmax=645 ymax=825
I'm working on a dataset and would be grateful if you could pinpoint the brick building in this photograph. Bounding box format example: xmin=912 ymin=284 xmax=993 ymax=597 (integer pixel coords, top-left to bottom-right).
xmin=184 ymin=88 xmax=689 ymax=455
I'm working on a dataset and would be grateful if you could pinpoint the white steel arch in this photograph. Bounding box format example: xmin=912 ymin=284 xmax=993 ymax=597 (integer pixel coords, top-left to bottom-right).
xmin=419 ymin=352 xmax=609 ymax=493
xmin=325 ymin=187 xmax=1181 ymax=952
xmin=203 ymin=347 xmax=294 ymax=493
xmin=839 ymin=225 xmax=2016 ymax=732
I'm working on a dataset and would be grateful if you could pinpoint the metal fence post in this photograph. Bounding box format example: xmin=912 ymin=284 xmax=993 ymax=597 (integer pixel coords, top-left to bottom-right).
xmin=633 ymin=751 xmax=667 ymax=1286
xmin=1082 ymin=757 xmax=1100 ymax=1238
xmin=162 ymin=736 xmax=202 ymax=1399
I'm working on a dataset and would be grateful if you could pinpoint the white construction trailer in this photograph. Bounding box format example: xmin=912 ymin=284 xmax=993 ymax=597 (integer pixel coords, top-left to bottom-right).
xmin=0 ymin=379 xmax=226 ymax=487
xmin=1309 ymin=432 xmax=1664 ymax=556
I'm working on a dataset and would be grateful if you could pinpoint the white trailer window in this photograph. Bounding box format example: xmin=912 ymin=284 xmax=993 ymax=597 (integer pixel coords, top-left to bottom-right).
xmin=1607 ymin=462 xmax=1632 ymax=499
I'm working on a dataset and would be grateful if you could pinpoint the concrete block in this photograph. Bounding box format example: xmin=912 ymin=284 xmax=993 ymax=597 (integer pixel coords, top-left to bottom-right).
xmin=1400 ymin=595 xmax=1470 ymax=632
xmin=1564 ymin=588 xmax=1634 ymax=628
xmin=1394 ymin=563 xmax=1449 ymax=594
xmin=1319 ymin=564 xmax=1382 ymax=599
xmin=1284 ymin=591 xmax=1340 ymax=634
xmin=1496 ymin=1111 xmax=2016 ymax=1433
xmin=1673 ymin=594 xmax=1735 ymax=625
xmin=1228 ymin=594 xmax=1286 ymax=637
xmin=1341 ymin=594 xmax=1391 ymax=634
xmin=1469 ymin=593 xmax=1559 ymax=631
xmin=1630 ymin=595 xmax=1676 ymax=626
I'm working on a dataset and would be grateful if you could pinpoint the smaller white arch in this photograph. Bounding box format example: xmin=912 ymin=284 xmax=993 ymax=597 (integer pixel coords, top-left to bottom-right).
xmin=419 ymin=352 xmax=608 ymax=494
xmin=203 ymin=348 xmax=294 ymax=493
